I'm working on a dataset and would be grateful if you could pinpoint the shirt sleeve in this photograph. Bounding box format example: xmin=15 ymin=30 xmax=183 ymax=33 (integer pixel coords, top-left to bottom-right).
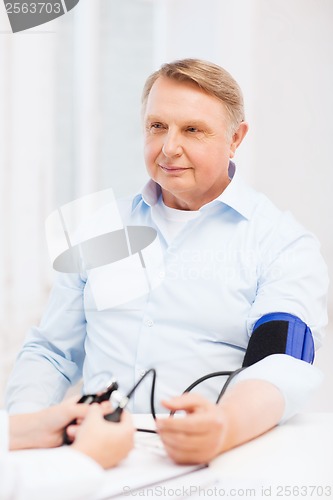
xmin=247 ymin=211 xmax=328 ymax=348
xmin=0 ymin=446 xmax=105 ymax=500
xmin=228 ymin=354 xmax=324 ymax=423
xmin=5 ymin=271 xmax=87 ymax=414
xmin=240 ymin=211 xmax=328 ymax=423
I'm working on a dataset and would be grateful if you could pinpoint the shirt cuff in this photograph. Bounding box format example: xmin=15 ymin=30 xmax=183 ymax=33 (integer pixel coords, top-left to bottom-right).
xmin=228 ymin=354 xmax=324 ymax=423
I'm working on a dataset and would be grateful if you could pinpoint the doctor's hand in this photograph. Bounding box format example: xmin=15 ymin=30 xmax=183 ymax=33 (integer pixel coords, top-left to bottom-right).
xmin=156 ymin=393 xmax=227 ymax=465
xmin=9 ymin=397 xmax=95 ymax=451
xmin=71 ymin=404 xmax=134 ymax=469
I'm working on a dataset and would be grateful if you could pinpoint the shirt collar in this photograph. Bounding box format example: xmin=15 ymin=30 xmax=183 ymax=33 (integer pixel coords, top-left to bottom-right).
xmin=132 ymin=162 xmax=258 ymax=220
xmin=214 ymin=165 xmax=258 ymax=220
xmin=132 ymin=179 xmax=162 ymax=211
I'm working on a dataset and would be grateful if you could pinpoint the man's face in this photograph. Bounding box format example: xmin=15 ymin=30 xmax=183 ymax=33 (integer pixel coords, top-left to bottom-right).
xmin=143 ymin=76 xmax=247 ymax=210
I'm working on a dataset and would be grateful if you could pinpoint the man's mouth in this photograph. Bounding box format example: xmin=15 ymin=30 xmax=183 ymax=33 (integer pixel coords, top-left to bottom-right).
xmin=159 ymin=164 xmax=189 ymax=173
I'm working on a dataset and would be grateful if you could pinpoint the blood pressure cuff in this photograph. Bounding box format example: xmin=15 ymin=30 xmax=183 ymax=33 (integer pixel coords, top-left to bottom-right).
xmin=242 ymin=312 xmax=314 ymax=367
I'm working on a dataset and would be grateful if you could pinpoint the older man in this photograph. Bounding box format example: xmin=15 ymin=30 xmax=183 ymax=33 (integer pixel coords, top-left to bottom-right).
xmin=6 ymin=59 xmax=328 ymax=464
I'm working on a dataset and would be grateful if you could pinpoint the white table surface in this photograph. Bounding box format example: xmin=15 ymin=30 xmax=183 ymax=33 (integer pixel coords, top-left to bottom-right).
xmin=128 ymin=413 xmax=333 ymax=499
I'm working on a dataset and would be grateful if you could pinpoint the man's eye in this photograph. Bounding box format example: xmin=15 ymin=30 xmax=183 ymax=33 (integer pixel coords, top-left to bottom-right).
xmin=150 ymin=123 xmax=164 ymax=130
xmin=187 ymin=126 xmax=199 ymax=133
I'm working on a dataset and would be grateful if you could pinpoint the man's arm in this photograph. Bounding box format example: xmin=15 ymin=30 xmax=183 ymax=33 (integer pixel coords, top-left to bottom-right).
xmin=156 ymin=379 xmax=283 ymax=464
xmin=5 ymin=272 xmax=87 ymax=413
xmin=156 ymin=354 xmax=323 ymax=464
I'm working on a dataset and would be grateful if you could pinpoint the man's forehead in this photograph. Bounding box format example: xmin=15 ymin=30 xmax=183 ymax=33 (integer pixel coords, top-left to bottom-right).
xmin=148 ymin=76 xmax=208 ymax=100
xmin=144 ymin=76 xmax=227 ymax=120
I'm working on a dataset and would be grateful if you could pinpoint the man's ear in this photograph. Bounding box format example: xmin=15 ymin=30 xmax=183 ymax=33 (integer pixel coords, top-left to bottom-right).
xmin=229 ymin=122 xmax=249 ymax=158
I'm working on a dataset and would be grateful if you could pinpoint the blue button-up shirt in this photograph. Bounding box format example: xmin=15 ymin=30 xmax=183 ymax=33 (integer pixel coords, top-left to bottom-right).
xmin=5 ymin=168 xmax=328 ymax=418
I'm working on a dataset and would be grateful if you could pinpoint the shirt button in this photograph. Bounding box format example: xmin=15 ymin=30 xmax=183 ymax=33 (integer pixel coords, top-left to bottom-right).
xmin=139 ymin=369 xmax=146 ymax=377
xmin=144 ymin=318 xmax=154 ymax=327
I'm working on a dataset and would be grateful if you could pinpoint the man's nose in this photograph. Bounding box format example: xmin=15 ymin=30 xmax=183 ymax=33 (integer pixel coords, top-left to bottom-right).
xmin=162 ymin=130 xmax=183 ymax=157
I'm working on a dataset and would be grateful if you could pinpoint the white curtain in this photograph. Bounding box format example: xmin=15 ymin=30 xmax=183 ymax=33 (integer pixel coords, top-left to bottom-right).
xmin=0 ymin=18 xmax=56 ymax=392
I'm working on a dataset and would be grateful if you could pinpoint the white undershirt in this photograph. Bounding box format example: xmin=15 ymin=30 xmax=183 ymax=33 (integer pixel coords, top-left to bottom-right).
xmin=152 ymin=194 xmax=201 ymax=242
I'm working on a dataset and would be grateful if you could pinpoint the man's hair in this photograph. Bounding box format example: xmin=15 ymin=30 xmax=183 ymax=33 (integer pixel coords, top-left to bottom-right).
xmin=142 ymin=58 xmax=245 ymax=136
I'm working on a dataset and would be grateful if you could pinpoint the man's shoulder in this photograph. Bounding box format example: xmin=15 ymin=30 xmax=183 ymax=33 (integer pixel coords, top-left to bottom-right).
xmin=221 ymin=171 xmax=290 ymax=226
xmin=247 ymin=191 xmax=316 ymax=251
xmin=230 ymin=176 xmax=312 ymax=247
